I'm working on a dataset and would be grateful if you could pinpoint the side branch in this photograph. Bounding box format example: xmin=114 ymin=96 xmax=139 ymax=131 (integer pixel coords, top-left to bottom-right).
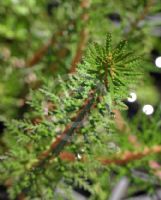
xmin=101 ymin=145 xmax=161 ymax=165
xmin=59 ymin=145 xmax=161 ymax=165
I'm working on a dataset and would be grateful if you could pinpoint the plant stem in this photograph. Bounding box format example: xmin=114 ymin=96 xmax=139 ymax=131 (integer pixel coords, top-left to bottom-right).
xmin=32 ymin=89 xmax=96 ymax=169
xmin=58 ymin=145 xmax=161 ymax=165
xmin=125 ymin=0 xmax=154 ymax=37
xmin=70 ymin=0 xmax=91 ymax=73
xmin=26 ymin=23 xmax=73 ymax=67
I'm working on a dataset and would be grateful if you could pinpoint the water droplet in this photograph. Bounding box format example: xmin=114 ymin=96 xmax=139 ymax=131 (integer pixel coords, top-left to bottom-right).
xmin=127 ymin=92 xmax=137 ymax=103
xmin=142 ymin=104 xmax=154 ymax=115
xmin=77 ymin=153 xmax=82 ymax=160
xmin=155 ymin=56 xmax=161 ymax=68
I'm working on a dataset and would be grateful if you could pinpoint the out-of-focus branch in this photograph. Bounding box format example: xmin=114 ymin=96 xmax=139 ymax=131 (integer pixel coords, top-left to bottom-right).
xmin=17 ymin=193 xmax=26 ymax=200
xmin=26 ymin=0 xmax=91 ymax=70
xmin=26 ymin=23 xmax=71 ymax=67
xmin=70 ymin=0 xmax=91 ymax=73
xmin=113 ymin=108 xmax=160 ymax=177
xmin=131 ymin=0 xmax=154 ymax=28
xmin=125 ymin=0 xmax=154 ymax=37
xmin=26 ymin=30 xmax=63 ymax=67
xmin=100 ymin=145 xmax=161 ymax=165
xmin=113 ymin=110 xmax=130 ymax=133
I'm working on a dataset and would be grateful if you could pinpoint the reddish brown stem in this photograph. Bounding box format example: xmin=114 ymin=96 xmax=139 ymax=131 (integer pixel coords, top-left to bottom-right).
xmin=101 ymin=145 xmax=161 ymax=165
xmin=32 ymin=89 xmax=96 ymax=169
xmin=17 ymin=193 xmax=26 ymax=200
xmin=59 ymin=145 xmax=161 ymax=166
xmin=26 ymin=24 xmax=70 ymax=67
xmin=70 ymin=0 xmax=91 ymax=73
xmin=26 ymin=31 xmax=62 ymax=67
xmin=126 ymin=0 xmax=154 ymax=36
xmin=70 ymin=29 xmax=89 ymax=73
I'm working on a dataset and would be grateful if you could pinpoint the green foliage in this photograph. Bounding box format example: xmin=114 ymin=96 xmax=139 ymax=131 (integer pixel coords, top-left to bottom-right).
xmin=84 ymin=33 xmax=142 ymax=109
xmin=0 ymin=34 xmax=142 ymax=199
xmin=0 ymin=0 xmax=161 ymax=199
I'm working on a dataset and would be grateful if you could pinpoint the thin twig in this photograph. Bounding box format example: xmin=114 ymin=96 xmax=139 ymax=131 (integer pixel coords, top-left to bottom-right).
xmin=70 ymin=0 xmax=91 ymax=73
xmin=31 ymin=89 xmax=96 ymax=169
xmin=58 ymin=145 xmax=161 ymax=166
xmin=26 ymin=23 xmax=72 ymax=67
xmin=26 ymin=36 xmax=58 ymax=67
xmin=100 ymin=145 xmax=161 ymax=165
xmin=125 ymin=0 xmax=154 ymax=37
